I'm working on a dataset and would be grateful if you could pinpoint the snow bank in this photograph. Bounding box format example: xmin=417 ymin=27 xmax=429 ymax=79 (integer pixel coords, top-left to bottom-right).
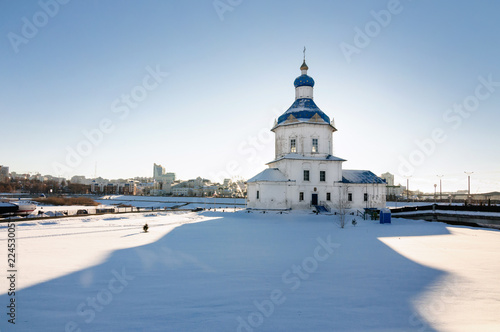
xmin=1 ymin=212 xmax=499 ymax=331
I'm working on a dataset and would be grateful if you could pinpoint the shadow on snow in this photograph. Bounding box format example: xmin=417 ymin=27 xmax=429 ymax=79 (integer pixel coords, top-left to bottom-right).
xmin=4 ymin=212 xmax=451 ymax=331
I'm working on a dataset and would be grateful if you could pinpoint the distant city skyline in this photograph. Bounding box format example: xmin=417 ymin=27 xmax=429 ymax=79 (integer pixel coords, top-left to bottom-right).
xmin=1 ymin=1 xmax=500 ymax=194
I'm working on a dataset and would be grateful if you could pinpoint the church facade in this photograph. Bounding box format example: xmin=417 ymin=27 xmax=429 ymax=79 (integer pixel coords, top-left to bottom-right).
xmin=246 ymin=59 xmax=386 ymax=211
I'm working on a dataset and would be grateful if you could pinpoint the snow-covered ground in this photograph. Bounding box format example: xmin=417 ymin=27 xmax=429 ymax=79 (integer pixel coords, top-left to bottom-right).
xmin=386 ymin=201 xmax=456 ymax=208
xmin=393 ymin=209 xmax=500 ymax=218
xmin=1 ymin=211 xmax=499 ymax=331
xmin=1 ymin=195 xmax=245 ymax=219
xmin=100 ymin=194 xmax=246 ymax=204
xmin=97 ymin=195 xmax=246 ymax=211
xmin=386 ymin=201 xmax=425 ymax=208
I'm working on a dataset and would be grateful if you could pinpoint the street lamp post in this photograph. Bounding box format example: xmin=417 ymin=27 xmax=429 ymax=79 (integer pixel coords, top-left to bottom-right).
xmin=437 ymin=175 xmax=443 ymax=202
xmin=405 ymin=176 xmax=411 ymax=202
xmin=464 ymin=171 xmax=473 ymax=203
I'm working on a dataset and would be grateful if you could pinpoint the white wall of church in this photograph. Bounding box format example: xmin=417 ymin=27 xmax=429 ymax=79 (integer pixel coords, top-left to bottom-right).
xmin=247 ymin=182 xmax=292 ymax=210
xmin=247 ymin=181 xmax=336 ymax=210
xmin=324 ymin=183 xmax=387 ymax=211
xmin=273 ymin=123 xmax=334 ymax=158
xmin=268 ymin=159 xmax=342 ymax=184
xmin=247 ymin=180 xmax=386 ymax=211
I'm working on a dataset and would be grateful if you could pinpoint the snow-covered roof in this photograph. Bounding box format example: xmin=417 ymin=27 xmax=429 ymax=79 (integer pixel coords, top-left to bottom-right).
xmin=267 ymin=153 xmax=346 ymax=165
xmin=342 ymin=170 xmax=386 ymax=184
xmin=247 ymin=168 xmax=291 ymax=183
xmin=277 ymin=98 xmax=330 ymax=125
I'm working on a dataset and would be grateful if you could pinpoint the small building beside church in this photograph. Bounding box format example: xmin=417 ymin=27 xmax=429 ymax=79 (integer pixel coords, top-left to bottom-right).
xmin=246 ymin=58 xmax=386 ymax=211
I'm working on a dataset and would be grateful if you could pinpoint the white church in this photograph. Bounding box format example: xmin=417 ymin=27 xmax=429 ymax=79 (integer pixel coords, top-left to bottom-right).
xmin=246 ymin=57 xmax=386 ymax=211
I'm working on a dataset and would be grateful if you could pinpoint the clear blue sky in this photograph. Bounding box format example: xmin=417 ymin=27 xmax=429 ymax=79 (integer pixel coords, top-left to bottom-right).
xmin=1 ymin=0 xmax=499 ymax=193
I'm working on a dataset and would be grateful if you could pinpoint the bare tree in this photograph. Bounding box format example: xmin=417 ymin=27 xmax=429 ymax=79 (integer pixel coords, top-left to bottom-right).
xmin=333 ymin=185 xmax=352 ymax=228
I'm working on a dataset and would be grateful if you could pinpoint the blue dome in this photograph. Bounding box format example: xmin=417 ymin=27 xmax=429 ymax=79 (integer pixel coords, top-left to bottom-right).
xmin=294 ymin=74 xmax=315 ymax=88
xmin=277 ymin=98 xmax=330 ymax=125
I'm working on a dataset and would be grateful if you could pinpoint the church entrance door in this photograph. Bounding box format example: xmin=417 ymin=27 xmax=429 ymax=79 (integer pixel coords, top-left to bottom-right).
xmin=311 ymin=193 xmax=318 ymax=205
